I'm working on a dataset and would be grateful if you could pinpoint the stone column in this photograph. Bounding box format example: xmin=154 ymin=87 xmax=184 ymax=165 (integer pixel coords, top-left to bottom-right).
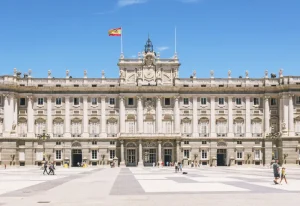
xmin=156 ymin=97 xmax=162 ymax=133
xmin=264 ymin=96 xmax=270 ymax=134
xmin=210 ymin=96 xmax=216 ymax=137
xmin=47 ymin=97 xmax=52 ymax=137
xmin=288 ymin=94 xmax=294 ymax=136
xmin=283 ymin=95 xmax=289 ymax=135
xmin=119 ymin=96 xmax=125 ymax=133
xmin=245 ymin=97 xmax=251 ymax=137
xmin=3 ymin=95 xmax=11 ymax=135
xmin=9 ymin=95 xmax=14 ymax=130
xmin=176 ymin=140 xmax=180 ymax=162
xmin=27 ymin=96 xmax=34 ymax=137
xmin=158 ymin=140 xmax=162 ymax=165
xmin=192 ymin=96 xmax=199 ymax=137
xmin=228 ymin=96 xmax=233 ymax=137
xmin=64 ymin=97 xmax=71 ymax=138
xmin=279 ymin=95 xmax=283 ymax=132
xmin=82 ymin=96 xmax=89 ymax=137
xmin=174 ymin=96 xmax=180 ymax=133
xmin=100 ymin=96 xmax=107 ymax=137
xmin=138 ymin=140 xmax=143 ymax=167
xmin=120 ymin=140 xmax=125 ymax=166
xmin=137 ymin=96 xmax=143 ymax=133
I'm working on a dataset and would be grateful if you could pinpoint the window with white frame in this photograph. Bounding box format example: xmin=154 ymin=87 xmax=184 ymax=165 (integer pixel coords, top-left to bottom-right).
xmin=92 ymin=150 xmax=97 ymax=159
xmin=37 ymin=98 xmax=44 ymax=105
xmin=253 ymin=98 xmax=260 ymax=106
xmin=127 ymin=121 xmax=135 ymax=133
xmin=53 ymin=120 xmax=64 ymax=135
xmin=252 ymin=119 xmax=262 ymax=134
xmin=234 ymin=118 xmax=244 ymax=134
xmin=237 ymin=151 xmax=243 ymax=159
xmin=145 ymin=121 xmax=154 ymax=133
xmin=184 ymin=150 xmax=190 ymax=158
xmin=128 ymin=98 xmax=134 ymax=106
xmin=183 ymin=98 xmax=189 ymax=105
xmin=73 ymin=98 xmax=80 ymax=105
xmin=110 ymin=150 xmax=115 ymax=159
xmin=219 ymin=98 xmax=224 ymax=105
xmin=110 ymin=141 xmax=115 ymax=145
xmin=201 ymin=150 xmax=208 ymax=159
xmin=163 ymin=120 xmax=172 ymax=133
xmin=271 ymin=98 xmax=277 ymax=106
xmin=89 ymin=120 xmax=99 ymax=134
xmin=35 ymin=120 xmax=46 ymax=135
xmin=295 ymin=120 xmax=300 ymax=133
xmin=199 ymin=119 xmax=209 ymax=134
xmin=91 ymin=98 xmax=97 ymax=105
xmin=56 ymin=150 xmax=62 ymax=160
xmin=182 ymin=118 xmax=191 ymax=134
xmin=201 ymin=98 xmax=207 ymax=105
xmin=92 ymin=141 xmax=97 ymax=145
xmin=107 ymin=119 xmax=118 ymax=135
xmin=184 ymin=141 xmax=189 ymax=144
xmin=71 ymin=120 xmax=82 ymax=135
xmin=236 ymin=98 xmax=242 ymax=105
xmin=216 ymin=119 xmax=227 ymax=134
xmin=237 ymin=140 xmax=242 ymax=144
xmin=254 ymin=150 xmax=260 ymax=160
xmin=56 ymin=98 xmax=62 ymax=105
xmin=109 ymin=98 xmax=115 ymax=105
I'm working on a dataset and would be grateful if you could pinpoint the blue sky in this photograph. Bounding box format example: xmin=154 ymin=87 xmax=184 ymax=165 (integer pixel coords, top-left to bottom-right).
xmin=0 ymin=0 xmax=299 ymax=78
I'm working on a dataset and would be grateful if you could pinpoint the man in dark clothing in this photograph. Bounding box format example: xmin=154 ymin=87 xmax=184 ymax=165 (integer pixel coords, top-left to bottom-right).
xmin=48 ymin=162 xmax=55 ymax=175
xmin=43 ymin=161 xmax=48 ymax=175
xmin=273 ymin=160 xmax=280 ymax=184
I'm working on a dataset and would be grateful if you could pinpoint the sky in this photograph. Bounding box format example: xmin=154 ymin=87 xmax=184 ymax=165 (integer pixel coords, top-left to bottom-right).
xmin=0 ymin=0 xmax=300 ymax=78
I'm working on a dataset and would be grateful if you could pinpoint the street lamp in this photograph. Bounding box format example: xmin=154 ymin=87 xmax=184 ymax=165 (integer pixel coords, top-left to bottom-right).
xmin=37 ymin=129 xmax=50 ymax=161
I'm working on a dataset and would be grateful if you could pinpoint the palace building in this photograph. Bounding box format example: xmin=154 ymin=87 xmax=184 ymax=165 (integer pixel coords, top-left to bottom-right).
xmin=0 ymin=38 xmax=300 ymax=167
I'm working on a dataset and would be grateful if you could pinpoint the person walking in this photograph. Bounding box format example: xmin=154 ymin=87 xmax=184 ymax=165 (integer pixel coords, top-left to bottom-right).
xmin=273 ymin=160 xmax=280 ymax=184
xmin=179 ymin=162 xmax=182 ymax=172
xmin=175 ymin=162 xmax=178 ymax=173
xmin=48 ymin=162 xmax=55 ymax=175
xmin=43 ymin=161 xmax=48 ymax=175
xmin=280 ymin=167 xmax=288 ymax=184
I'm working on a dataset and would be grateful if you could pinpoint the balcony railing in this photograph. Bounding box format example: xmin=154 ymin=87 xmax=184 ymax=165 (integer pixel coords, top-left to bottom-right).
xmin=53 ymin=133 xmax=64 ymax=137
xmin=90 ymin=133 xmax=99 ymax=137
xmin=71 ymin=133 xmax=82 ymax=137
xmin=235 ymin=133 xmax=245 ymax=137
xmin=252 ymin=133 xmax=262 ymax=137
xmin=19 ymin=133 xmax=27 ymax=137
xmin=217 ymin=133 xmax=227 ymax=137
xmin=199 ymin=133 xmax=209 ymax=137
xmin=107 ymin=133 xmax=117 ymax=137
xmin=182 ymin=133 xmax=192 ymax=137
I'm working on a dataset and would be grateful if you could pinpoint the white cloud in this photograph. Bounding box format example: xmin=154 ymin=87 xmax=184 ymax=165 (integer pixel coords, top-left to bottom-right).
xmin=157 ymin=46 xmax=169 ymax=51
xmin=117 ymin=0 xmax=148 ymax=7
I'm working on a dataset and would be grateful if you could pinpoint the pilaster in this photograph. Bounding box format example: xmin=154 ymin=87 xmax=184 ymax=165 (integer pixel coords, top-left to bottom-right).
xmin=192 ymin=96 xmax=199 ymax=137
xmin=138 ymin=140 xmax=143 ymax=167
xmin=264 ymin=96 xmax=270 ymax=135
xmin=27 ymin=96 xmax=34 ymax=138
xmin=120 ymin=140 xmax=126 ymax=167
xmin=210 ymin=96 xmax=216 ymax=137
xmin=64 ymin=96 xmax=71 ymax=138
xmin=137 ymin=96 xmax=144 ymax=133
xmin=82 ymin=96 xmax=89 ymax=138
xmin=156 ymin=96 xmax=162 ymax=133
xmin=47 ymin=97 xmax=53 ymax=137
xmin=288 ymin=94 xmax=294 ymax=136
xmin=158 ymin=140 xmax=162 ymax=165
xmin=100 ymin=96 xmax=107 ymax=137
xmin=119 ymin=96 xmax=125 ymax=133
xmin=174 ymin=96 xmax=180 ymax=133
xmin=245 ymin=97 xmax=251 ymax=137
xmin=227 ymin=96 xmax=234 ymax=137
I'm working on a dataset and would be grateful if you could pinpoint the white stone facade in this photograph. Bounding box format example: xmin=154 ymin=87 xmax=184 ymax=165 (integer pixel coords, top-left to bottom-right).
xmin=1 ymin=39 xmax=300 ymax=167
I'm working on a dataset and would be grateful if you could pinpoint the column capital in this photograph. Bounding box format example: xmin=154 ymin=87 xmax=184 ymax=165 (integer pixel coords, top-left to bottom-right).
xmin=174 ymin=96 xmax=180 ymax=101
xmin=245 ymin=96 xmax=250 ymax=100
xmin=83 ymin=96 xmax=88 ymax=100
xmin=137 ymin=96 xmax=143 ymax=101
xmin=156 ymin=96 xmax=162 ymax=101
xmin=120 ymin=140 xmax=124 ymax=144
xmin=289 ymin=93 xmax=294 ymax=98
xmin=100 ymin=96 xmax=106 ymax=100
xmin=27 ymin=95 xmax=33 ymax=101
xmin=176 ymin=140 xmax=180 ymax=144
xmin=157 ymin=140 xmax=162 ymax=144
xmin=119 ymin=96 xmax=125 ymax=101
xmin=264 ymin=96 xmax=270 ymax=101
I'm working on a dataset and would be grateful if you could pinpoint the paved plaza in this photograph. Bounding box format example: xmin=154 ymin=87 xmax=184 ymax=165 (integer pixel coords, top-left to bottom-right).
xmin=0 ymin=166 xmax=300 ymax=206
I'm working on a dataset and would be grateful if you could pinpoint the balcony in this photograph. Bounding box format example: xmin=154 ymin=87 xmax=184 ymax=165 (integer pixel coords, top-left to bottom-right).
xmin=107 ymin=133 xmax=117 ymax=137
xmin=295 ymin=132 xmax=300 ymax=136
xmin=182 ymin=133 xmax=192 ymax=137
xmin=199 ymin=133 xmax=209 ymax=137
xmin=53 ymin=133 xmax=64 ymax=137
xmin=252 ymin=133 xmax=262 ymax=137
xmin=234 ymin=133 xmax=245 ymax=137
xmin=71 ymin=134 xmax=82 ymax=137
xmin=19 ymin=133 xmax=27 ymax=137
xmin=90 ymin=134 xmax=99 ymax=137
xmin=217 ymin=133 xmax=227 ymax=137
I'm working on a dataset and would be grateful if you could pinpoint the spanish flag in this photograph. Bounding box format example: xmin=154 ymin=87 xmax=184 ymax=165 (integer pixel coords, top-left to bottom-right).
xmin=108 ymin=27 xmax=122 ymax=36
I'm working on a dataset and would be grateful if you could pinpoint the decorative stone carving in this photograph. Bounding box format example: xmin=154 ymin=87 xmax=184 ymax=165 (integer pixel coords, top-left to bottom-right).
xmin=48 ymin=70 xmax=51 ymax=78
xmin=13 ymin=68 xmax=17 ymax=76
xmin=12 ymin=122 xmax=16 ymax=131
xmin=281 ymin=121 xmax=287 ymax=131
xmin=145 ymin=55 xmax=154 ymax=67
xmin=174 ymin=68 xmax=178 ymax=78
xmin=279 ymin=68 xmax=283 ymax=78
xmin=28 ymin=69 xmax=32 ymax=77
xmin=101 ymin=70 xmax=105 ymax=78
xmin=143 ymin=141 xmax=157 ymax=148
xmin=84 ymin=70 xmax=87 ymax=78
xmin=66 ymin=70 xmax=69 ymax=78
xmin=120 ymin=69 xmax=125 ymax=79
xmin=163 ymin=142 xmax=173 ymax=147
xmin=137 ymin=68 xmax=142 ymax=78
xmin=245 ymin=70 xmax=249 ymax=78
xmin=265 ymin=70 xmax=268 ymax=78
xmin=126 ymin=142 xmax=136 ymax=148
xmin=156 ymin=69 xmax=161 ymax=78
xmin=193 ymin=70 xmax=196 ymax=78
xmin=145 ymin=98 xmax=154 ymax=113
xmin=210 ymin=70 xmax=214 ymax=78
xmin=217 ymin=141 xmax=227 ymax=147
xmin=228 ymin=70 xmax=231 ymax=78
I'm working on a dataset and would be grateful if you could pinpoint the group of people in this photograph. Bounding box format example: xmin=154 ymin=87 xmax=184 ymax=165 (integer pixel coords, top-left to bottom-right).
xmin=43 ymin=161 xmax=55 ymax=175
xmin=174 ymin=162 xmax=183 ymax=172
xmin=272 ymin=160 xmax=287 ymax=184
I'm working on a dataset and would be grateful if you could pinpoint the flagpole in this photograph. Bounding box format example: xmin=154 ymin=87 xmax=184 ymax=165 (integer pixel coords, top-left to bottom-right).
xmin=121 ymin=27 xmax=123 ymax=54
xmin=175 ymin=26 xmax=177 ymax=54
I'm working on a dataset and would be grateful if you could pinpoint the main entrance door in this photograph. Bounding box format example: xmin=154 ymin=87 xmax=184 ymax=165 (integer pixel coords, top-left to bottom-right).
xmin=144 ymin=149 xmax=156 ymax=167
xmin=164 ymin=149 xmax=172 ymax=165
xmin=217 ymin=149 xmax=227 ymax=166
xmin=126 ymin=149 xmax=136 ymax=166
xmin=72 ymin=149 xmax=82 ymax=167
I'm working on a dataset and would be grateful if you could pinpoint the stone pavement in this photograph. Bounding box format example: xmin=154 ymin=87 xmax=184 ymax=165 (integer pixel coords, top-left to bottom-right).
xmin=0 ymin=166 xmax=300 ymax=206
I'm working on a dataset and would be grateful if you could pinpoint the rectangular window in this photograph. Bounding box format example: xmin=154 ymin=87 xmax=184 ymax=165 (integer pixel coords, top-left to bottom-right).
xmin=110 ymin=150 xmax=115 ymax=159
xmin=91 ymin=98 xmax=97 ymax=105
xmin=201 ymin=150 xmax=207 ymax=159
xmin=219 ymin=98 xmax=224 ymax=105
xmin=109 ymin=98 xmax=115 ymax=105
xmin=92 ymin=141 xmax=97 ymax=145
xmin=20 ymin=98 xmax=26 ymax=106
xmin=202 ymin=141 xmax=207 ymax=145
xmin=184 ymin=141 xmax=189 ymax=145
xmin=183 ymin=98 xmax=189 ymax=105
xmin=271 ymin=98 xmax=277 ymax=106
xmin=184 ymin=150 xmax=190 ymax=158
xmin=56 ymin=98 xmax=62 ymax=105
xmin=254 ymin=98 xmax=259 ymax=105
xmin=56 ymin=150 xmax=62 ymax=160
xmin=237 ymin=140 xmax=242 ymax=145
xmin=296 ymin=96 xmax=300 ymax=104
xmin=164 ymin=98 xmax=171 ymax=106
xmin=237 ymin=151 xmax=243 ymax=159
xmin=128 ymin=98 xmax=134 ymax=106
xmin=236 ymin=98 xmax=242 ymax=105
xmin=56 ymin=141 xmax=61 ymax=145
xmin=201 ymin=98 xmax=207 ymax=105
xmin=110 ymin=141 xmax=115 ymax=145
xmin=74 ymin=98 xmax=80 ymax=105
xmin=37 ymin=98 xmax=44 ymax=105
xmin=255 ymin=150 xmax=260 ymax=160
xmin=92 ymin=150 xmax=97 ymax=159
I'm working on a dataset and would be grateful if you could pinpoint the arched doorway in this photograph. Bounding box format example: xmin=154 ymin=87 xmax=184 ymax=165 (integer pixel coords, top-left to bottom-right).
xmin=71 ymin=142 xmax=82 ymax=167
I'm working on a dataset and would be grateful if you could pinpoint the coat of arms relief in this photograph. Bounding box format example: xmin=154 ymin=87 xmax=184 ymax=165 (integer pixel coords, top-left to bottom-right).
xmin=143 ymin=54 xmax=156 ymax=82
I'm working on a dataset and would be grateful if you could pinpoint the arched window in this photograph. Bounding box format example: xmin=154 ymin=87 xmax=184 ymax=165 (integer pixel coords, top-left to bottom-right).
xmin=163 ymin=115 xmax=172 ymax=133
xmin=181 ymin=118 xmax=191 ymax=134
xmin=89 ymin=118 xmax=100 ymax=135
xmin=199 ymin=118 xmax=209 ymax=135
xmin=35 ymin=118 xmax=46 ymax=135
xmin=216 ymin=118 xmax=227 ymax=134
xmin=53 ymin=118 xmax=64 ymax=136
xmin=252 ymin=118 xmax=262 ymax=135
xmin=234 ymin=118 xmax=244 ymax=134
xmin=107 ymin=118 xmax=118 ymax=135
xmin=71 ymin=118 xmax=82 ymax=136
xmin=144 ymin=115 xmax=154 ymax=133
xmin=126 ymin=115 xmax=136 ymax=133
